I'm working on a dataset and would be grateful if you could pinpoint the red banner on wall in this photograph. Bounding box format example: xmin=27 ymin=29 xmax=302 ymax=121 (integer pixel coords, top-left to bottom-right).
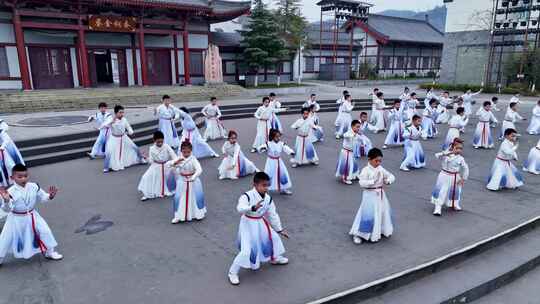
xmin=88 ymin=16 xmax=137 ymax=32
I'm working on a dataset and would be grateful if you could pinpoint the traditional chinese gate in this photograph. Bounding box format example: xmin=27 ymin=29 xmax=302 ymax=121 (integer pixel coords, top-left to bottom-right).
xmin=28 ymin=46 xmax=73 ymax=89
xmin=147 ymin=49 xmax=172 ymax=86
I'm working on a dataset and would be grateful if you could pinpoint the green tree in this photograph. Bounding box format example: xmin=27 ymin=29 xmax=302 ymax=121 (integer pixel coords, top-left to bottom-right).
xmin=239 ymin=0 xmax=287 ymax=87
xmin=274 ymin=0 xmax=309 ymax=84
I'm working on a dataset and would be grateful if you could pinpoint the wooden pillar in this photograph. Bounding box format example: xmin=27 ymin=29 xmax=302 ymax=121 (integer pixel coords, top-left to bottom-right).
xmin=173 ymin=33 xmax=180 ymax=85
xmin=77 ymin=27 xmax=90 ymax=88
xmin=182 ymin=30 xmax=191 ymax=85
xmin=12 ymin=11 xmax=31 ymax=90
xmin=138 ymin=23 xmax=149 ymax=86
xmin=131 ymin=34 xmax=139 ymax=85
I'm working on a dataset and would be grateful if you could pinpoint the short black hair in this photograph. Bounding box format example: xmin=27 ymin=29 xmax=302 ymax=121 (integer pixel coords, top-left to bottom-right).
xmin=162 ymin=95 xmax=170 ymax=100
xmin=509 ymin=102 xmax=518 ymax=108
xmin=210 ymin=97 xmax=217 ymax=101
xmin=373 ymin=88 xmax=379 ymax=91
xmin=344 ymin=94 xmax=351 ymax=99
xmin=343 ymin=90 xmax=349 ymax=95
xmin=376 ymin=92 xmax=383 ymax=98
xmin=410 ymin=92 xmax=417 ymax=97
xmin=492 ymin=96 xmax=499 ymax=102
xmin=153 ymin=131 xmax=164 ymax=140
xmin=393 ymin=99 xmax=401 ymax=105
xmin=360 ymin=111 xmax=368 ymax=116
xmin=301 ymin=107 xmax=310 ymax=114
xmin=483 ymin=101 xmax=491 ymax=107
xmin=269 ymin=92 xmax=276 ymax=97
xmin=98 ymin=102 xmax=107 ymax=108
xmin=444 ymin=91 xmax=449 ymax=94
xmin=456 ymin=107 xmax=465 ymax=115
xmin=351 ymin=119 xmax=361 ymax=127
xmin=429 ymin=98 xmax=437 ymax=105
xmin=180 ymin=106 xmax=189 ymax=113
xmin=404 ymin=86 xmax=409 ymax=90
xmin=367 ymin=148 xmax=383 ymax=160
xmin=12 ymin=163 xmax=27 ymax=173
xmin=262 ymin=96 xmax=270 ymax=103
xmin=180 ymin=140 xmax=193 ymax=150
xmin=228 ymin=130 xmax=238 ymax=138
xmin=308 ymin=104 xmax=315 ymax=111
xmin=412 ymin=114 xmax=421 ymax=121
xmin=114 ymin=105 xmax=124 ymax=113
xmin=504 ymin=128 xmax=517 ymax=137
xmin=269 ymin=128 xmax=280 ymax=141
xmin=253 ymin=172 xmax=270 ymax=184
xmin=310 ymin=93 xmax=316 ymax=97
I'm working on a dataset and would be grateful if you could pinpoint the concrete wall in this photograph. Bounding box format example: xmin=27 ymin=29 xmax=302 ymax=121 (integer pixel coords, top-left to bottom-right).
xmin=445 ymin=0 xmax=495 ymax=33
xmin=440 ymin=30 xmax=490 ymax=85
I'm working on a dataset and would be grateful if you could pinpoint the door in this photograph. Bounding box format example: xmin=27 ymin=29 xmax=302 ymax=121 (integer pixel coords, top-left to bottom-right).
xmin=28 ymin=47 xmax=73 ymax=89
xmin=147 ymin=49 xmax=172 ymax=86
xmin=116 ymin=49 xmax=128 ymax=87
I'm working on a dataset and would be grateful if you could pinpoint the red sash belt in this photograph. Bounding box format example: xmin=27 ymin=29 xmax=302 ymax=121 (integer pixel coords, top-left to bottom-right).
xmin=365 ymin=186 xmax=384 ymax=200
xmin=268 ymin=155 xmax=280 ymax=160
xmin=112 ymin=133 xmax=124 ymax=160
xmin=442 ymin=169 xmax=458 ymax=175
xmin=442 ymin=170 xmax=459 ymax=207
xmin=496 ymin=156 xmax=511 ymax=163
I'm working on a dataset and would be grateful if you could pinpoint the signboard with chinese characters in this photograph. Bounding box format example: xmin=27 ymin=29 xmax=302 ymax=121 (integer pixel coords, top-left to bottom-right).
xmin=88 ymin=16 xmax=137 ymax=32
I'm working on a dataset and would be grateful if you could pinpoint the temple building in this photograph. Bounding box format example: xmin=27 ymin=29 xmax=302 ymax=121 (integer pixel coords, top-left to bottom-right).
xmin=0 ymin=0 xmax=250 ymax=90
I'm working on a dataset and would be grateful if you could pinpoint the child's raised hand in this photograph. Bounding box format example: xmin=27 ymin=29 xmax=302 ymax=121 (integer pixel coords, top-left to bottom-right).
xmin=48 ymin=186 xmax=58 ymax=199
xmin=0 ymin=187 xmax=10 ymax=201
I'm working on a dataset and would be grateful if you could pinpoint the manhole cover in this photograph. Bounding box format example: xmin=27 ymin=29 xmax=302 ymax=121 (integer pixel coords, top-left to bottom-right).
xmin=15 ymin=115 xmax=89 ymax=127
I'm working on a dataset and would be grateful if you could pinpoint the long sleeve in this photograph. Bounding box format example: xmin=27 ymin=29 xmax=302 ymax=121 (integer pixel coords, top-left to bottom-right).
xmin=0 ymin=121 xmax=9 ymax=132
xmin=358 ymin=168 xmax=377 ymax=188
xmin=460 ymin=159 xmax=470 ymax=181
xmin=533 ymin=107 xmax=540 ymax=117
xmin=201 ymin=105 xmax=210 ymax=117
xmin=221 ymin=142 xmax=228 ymax=155
xmin=382 ymin=167 xmax=395 ymax=184
xmin=236 ymin=194 xmax=252 ymax=214
xmin=124 ymin=119 xmax=134 ymax=135
xmin=99 ymin=117 xmax=113 ymax=130
xmin=191 ymin=158 xmax=203 ymax=180
xmin=216 ymin=107 xmax=222 ymax=118
xmin=291 ymin=118 xmax=302 ymax=130
xmin=37 ymin=188 xmax=50 ymax=203
xmin=232 ymin=144 xmax=240 ymax=161
xmin=166 ymin=145 xmax=177 ymax=160
xmin=489 ymin=111 xmax=498 ymax=124
xmin=282 ymin=143 xmax=294 ymax=155
xmin=254 ymin=107 xmax=263 ymax=119
xmin=265 ymin=202 xmax=283 ymax=232
xmin=515 ymin=112 xmax=524 ymax=120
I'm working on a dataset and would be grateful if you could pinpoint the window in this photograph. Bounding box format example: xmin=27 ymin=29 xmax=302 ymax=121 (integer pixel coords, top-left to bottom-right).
xmin=408 ymin=56 xmax=418 ymax=69
xmin=305 ymin=57 xmax=315 ymax=71
xmin=0 ymin=47 xmax=9 ymax=77
xmin=325 ymin=56 xmax=334 ymax=64
xmin=382 ymin=56 xmax=391 ymax=69
xmin=422 ymin=56 xmax=430 ymax=69
xmin=432 ymin=57 xmax=441 ymax=69
xmin=189 ymin=51 xmax=204 ymax=75
xmin=224 ymin=61 xmax=236 ymax=75
xmin=282 ymin=61 xmax=291 ymax=73
xmin=396 ymin=56 xmax=405 ymax=69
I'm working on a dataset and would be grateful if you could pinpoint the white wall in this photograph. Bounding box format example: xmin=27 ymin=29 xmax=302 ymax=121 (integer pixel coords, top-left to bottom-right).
xmin=126 ymin=49 xmax=135 ymax=86
xmin=445 ymin=0 xmax=495 ymax=32
xmin=70 ymin=47 xmax=80 ymax=87
xmin=0 ymin=23 xmax=15 ymax=43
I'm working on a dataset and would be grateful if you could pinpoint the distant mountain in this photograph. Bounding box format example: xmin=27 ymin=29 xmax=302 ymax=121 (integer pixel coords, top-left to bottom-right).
xmin=378 ymin=5 xmax=447 ymax=32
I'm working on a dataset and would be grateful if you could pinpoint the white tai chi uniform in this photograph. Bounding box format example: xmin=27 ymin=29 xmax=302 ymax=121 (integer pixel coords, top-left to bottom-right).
xmin=384 ymin=108 xmax=406 ymax=146
xmin=399 ymin=92 xmax=410 ymax=103
xmin=102 ymin=117 xmax=144 ymax=172
xmin=473 ymin=108 xmax=498 ymax=149
xmin=0 ymin=144 xmax=14 ymax=188
xmin=336 ymin=130 xmax=362 ymax=182
xmin=523 ymin=139 xmax=540 ymax=175
xmin=425 ymin=91 xmax=439 ymax=108
xmin=487 ymin=139 xmax=524 ymax=191
xmin=431 ymin=152 xmax=469 ymax=211
xmin=400 ymin=125 xmax=426 ymax=170
xmin=202 ymin=103 xmax=227 ymax=140
xmin=358 ymin=122 xmax=374 ymax=157
xmin=335 ymin=100 xmax=354 ymax=138
xmin=291 ymin=117 xmax=319 ymax=165
xmin=252 ymin=105 xmax=275 ymax=152
xmin=0 ymin=183 xmax=58 ymax=259
xmin=169 ymin=155 xmax=206 ymax=222
xmin=500 ymin=109 xmax=524 ymax=139
xmin=526 ymin=105 xmax=540 ymax=135
xmin=372 ymin=97 xmax=387 ymax=132
xmin=369 ymin=94 xmax=378 ymax=123
xmin=0 ymin=120 xmax=24 ymax=166
xmin=88 ymin=111 xmax=112 ymax=158
xmin=178 ymin=111 xmax=218 ymax=159
xmin=436 ymin=99 xmax=451 ymax=124
xmin=269 ymin=99 xmax=285 ymax=132
xmin=349 ymin=164 xmax=395 ymax=242
xmin=264 ymin=141 xmax=294 ymax=193
xmin=403 ymin=98 xmax=419 ymax=123
xmin=137 ymin=143 xmax=177 ymax=199
xmin=218 ymin=141 xmax=258 ymax=179
xmin=229 ymin=189 xmax=285 ymax=273
xmin=303 ymin=99 xmax=324 ymax=143
xmin=155 ymin=104 xmax=181 ymax=149
xmin=422 ymin=106 xmax=439 ymax=139
xmin=443 ymin=114 xmax=468 ymax=150
xmin=461 ymin=91 xmax=481 ymax=116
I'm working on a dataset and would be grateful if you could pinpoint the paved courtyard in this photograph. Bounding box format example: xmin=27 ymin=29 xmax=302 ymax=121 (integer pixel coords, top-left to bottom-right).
xmin=1 ymin=104 xmax=539 ymax=304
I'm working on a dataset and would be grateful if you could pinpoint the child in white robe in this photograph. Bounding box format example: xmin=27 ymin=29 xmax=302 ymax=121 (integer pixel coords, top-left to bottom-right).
xmin=404 ymin=92 xmax=419 ymax=123
xmin=500 ymin=102 xmax=525 ymax=139
xmin=491 ymin=96 xmax=501 ymax=112
xmin=473 ymin=101 xmax=498 ymax=149
xmin=155 ymin=95 xmax=181 ymax=150
xmin=178 ymin=107 xmax=219 ymax=159
xmin=369 ymin=88 xmax=380 ymax=124
xmin=358 ymin=112 xmax=375 ymax=156
xmin=400 ymin=115 xmax=427 ymax=171
xmin=436 ymin=93 xmax=451 ymax=124
xmin=251 ymin=97 xmax=275 ymax=153
xmin=443 ymin=107 xmax=468 ymax=150
xmin=335 ymin=94 xmax=354 ymax=139
xmin=169 ymin=141 xmax=206 ymax=223
xmin=202 ymin=97 xmax=227 ymax=141
xmin=218 ymin=130 xmax=258 ymax=180
xmin=137 ymin=131 xmax=177 ymax=201
xmin=399 ymin=87 xmax=411 ymax=103
xmin=431 ymin=138 xmax=469 ymax=216
xmin=264 ymin=129 xmax=295 ymax=195
xmin=303 ymin=94 xmax=324 ymax=143
xmin=349 ymin=148 xmax=395 ymax=244
xmin=88 ymin=102 xmax=112 ymax=158
xmin=337 ymin=90 xmax=349 ymax=105
xmin=383 ymin=100 xmax=406 ymax=148
xmin=227 ymin=172 xmax=289 ymax=285
xmin=102 ymin=105 xmax=145 ymax=172
xmin=0 ymin=164 xmax=62 ymax=264
xmin=291 ymin=108 xmax=320 ymax=167
xmin=0 ymin=145 xmax=14 ymax=188
xmin=526 ymin=100 xmax=540 ymax=135
xmin=0 ymin=119 xmax=24 ymax=166
xmin=487 ymin=128 xmax=524 ymax=191
xmin=523 ymin=139 xmax=540 ymax=175
xmin=422 ymin=99 xmax=439 ymax=139
xmin=336 ymin=120 xmax=363 ymax=184
xmin=269 ymin=93 xmax=286 ymax=132
xmin=425 ymin=88 xmax=439 ymax=108
xmin=461 ymin=88 xmax=482 ymax=116
xmin=372 ymin=91 xmax=388 ymax=133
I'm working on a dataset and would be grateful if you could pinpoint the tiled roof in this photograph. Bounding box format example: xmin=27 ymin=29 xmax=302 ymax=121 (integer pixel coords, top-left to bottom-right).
xmin=363 ymin=14 xmax=444 ymax=44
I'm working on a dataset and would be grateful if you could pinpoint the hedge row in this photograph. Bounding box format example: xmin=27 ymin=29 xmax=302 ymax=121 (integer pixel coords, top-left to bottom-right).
xmin=418 ymin=83 xmax=538 ymax=96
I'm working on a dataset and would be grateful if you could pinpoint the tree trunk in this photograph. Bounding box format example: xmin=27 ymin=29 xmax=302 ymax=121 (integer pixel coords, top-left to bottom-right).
xmin=254 ymin=73 xmax=259 ymax=87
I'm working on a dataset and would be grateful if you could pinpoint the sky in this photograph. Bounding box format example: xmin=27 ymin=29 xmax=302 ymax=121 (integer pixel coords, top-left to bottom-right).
xmin=299 ymin=0 xmax=441 ymax=21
